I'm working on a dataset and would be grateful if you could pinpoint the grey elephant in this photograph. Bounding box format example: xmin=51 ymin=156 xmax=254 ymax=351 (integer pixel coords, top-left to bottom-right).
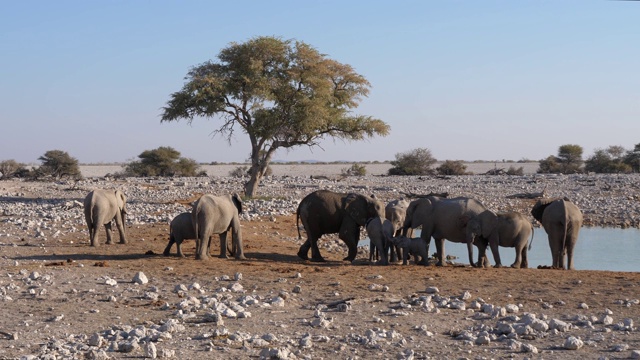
xmin=365 ymin=216 xmax=394 ymax=265
xmin=296 ymin=190 xmax=385 ymax=262
xmin=466 ymin=211 xmax=534 ymax=268
xmin=384 ymin=198 xmax=411 ymax=262
xmin=531 ymin=197 xmax=583 ymax=270
xmin=389 ymin=236 xmax=429 ymax=265
xmin=403 ymin=196 xmax=488 ymax=266
xmin=83 ymin=189 xmax=127 ymax=247
xmin=163 ymin=212 xmax=196 ymax=257
xmin=192 ymin=193 xmax=245 ymax=260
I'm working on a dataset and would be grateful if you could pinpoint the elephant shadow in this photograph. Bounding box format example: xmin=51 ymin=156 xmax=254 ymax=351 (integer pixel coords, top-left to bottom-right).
xmin=12 ymin=252 xmax=155 ymax=263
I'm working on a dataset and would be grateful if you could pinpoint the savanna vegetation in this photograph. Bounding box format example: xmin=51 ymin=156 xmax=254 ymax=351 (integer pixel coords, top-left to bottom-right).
xmin=160 ymin=36 xmax=390 ymax=197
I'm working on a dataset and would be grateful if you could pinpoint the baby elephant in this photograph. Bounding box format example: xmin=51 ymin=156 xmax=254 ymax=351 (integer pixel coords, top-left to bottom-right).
xmin=365 ymin=216 xmax=394 ymax=265
xmin=389 ymin=236 xmax=429 ymax=265
xmin=163 ymin=212 xmax=196 ymax=257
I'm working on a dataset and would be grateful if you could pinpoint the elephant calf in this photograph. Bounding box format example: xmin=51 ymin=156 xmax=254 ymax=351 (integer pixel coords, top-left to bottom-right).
xmin=164 ymin=212 xmax=196 ymax=257
xmin=365 ymin=216 xmax=393 ymax=265
xmin=83 ymin=189 xmax=127 ymax=247
xmin=389 ymin=236 xmax=428 ymax=266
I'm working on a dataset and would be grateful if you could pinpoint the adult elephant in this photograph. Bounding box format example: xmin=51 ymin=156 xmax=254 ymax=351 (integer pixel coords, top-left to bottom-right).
xmin=465 ymin=211 xmax=534 ymax=268
xmin=83 ymin=189 xmax=127 ymax=247
xmin=296 ymin=190 xmax=385 ymax=262
xmin=192 ymin=193 xmax=245 ymax=260
xmin=385 ymin=198 xmax=411 ymax=262
xmin=402 ymin=196 xmax=487 ymax=266
xmin=531 ymin=197 xmax=583 ymax=270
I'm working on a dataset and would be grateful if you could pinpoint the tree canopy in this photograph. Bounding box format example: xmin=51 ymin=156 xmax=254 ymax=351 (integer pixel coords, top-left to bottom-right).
xmin=124 ymin=146 xmax=200 ymax=177
xmin=37 ymin=150 xmax=82 ymax=180
xmin=161 ymin=36 xmax=390 ymax=196
xmin=537 ymin=144 xmax=583 ymax=174
xmin=388 ymin=148 xmax=436 ymax=175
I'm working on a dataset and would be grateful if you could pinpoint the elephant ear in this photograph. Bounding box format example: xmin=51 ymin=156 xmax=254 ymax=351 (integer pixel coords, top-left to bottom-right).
xmin=115 ymin=190 xmax=127 ymax=214
xmin=343 ymin=193 xmax=367 ymax=226
xmin=531 ymin=198 xmax=556 ymax=222
xmin=232 ymin=193 xmax=243 ymax=214
xmin=481 ymin=211 xmax=498 ymax=239
xmin=458 ymin=215 xmax=471 ymax=228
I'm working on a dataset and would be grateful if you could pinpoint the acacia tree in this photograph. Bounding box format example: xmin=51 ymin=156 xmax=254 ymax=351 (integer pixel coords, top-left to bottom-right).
xmin=537 ymin=144 xmax=583 ymax=174
xmin=161 ymin=36 xmax=390 ymax=196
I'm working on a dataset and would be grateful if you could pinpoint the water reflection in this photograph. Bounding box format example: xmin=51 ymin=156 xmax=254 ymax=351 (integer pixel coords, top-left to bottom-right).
xmin=360 ymin=227 xmax=640 ymax=272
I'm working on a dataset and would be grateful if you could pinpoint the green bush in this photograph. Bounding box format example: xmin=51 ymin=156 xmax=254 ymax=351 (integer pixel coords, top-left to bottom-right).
xmin=0 ymin=160 xmax=28 ymax=179
xmin=585 ymin=147 xmax=632 ymax=173
xmin=435 ymin=160 xmax=468 ymax=175
xmin=341 ymin=163 xmax=367 ymax=177
xmin=124 ymin=146 xmax=200 ymax=177
xmin=537 ymin=144 xmax=583 ymax=174
xmin=36 ymin=150 xmax=82 ymax=180
xmin=388 ymin=148 xmax=436 ymax=175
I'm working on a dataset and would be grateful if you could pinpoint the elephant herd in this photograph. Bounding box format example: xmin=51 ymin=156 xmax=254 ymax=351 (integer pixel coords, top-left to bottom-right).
xmin=82 ymin=188 xmax=583 ymax=269
xmin=83 ymin=189 xmax=245 ymax=260
xmin=295 ymin=190 xmax=584 ymax=270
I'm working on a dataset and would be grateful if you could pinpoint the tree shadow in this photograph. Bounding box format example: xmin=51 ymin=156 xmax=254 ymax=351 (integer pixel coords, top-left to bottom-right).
xmin=12 ymin=252 xmax=156 ymax=263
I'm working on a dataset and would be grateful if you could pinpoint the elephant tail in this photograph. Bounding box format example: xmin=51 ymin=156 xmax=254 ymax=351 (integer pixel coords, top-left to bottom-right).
xmin=528 ymin=224 xmax=534 ymax=251
xmin=561 ymin=200 xmax=569 ymax=261
xmin=296 ymin=206 xmax=302 ymax=240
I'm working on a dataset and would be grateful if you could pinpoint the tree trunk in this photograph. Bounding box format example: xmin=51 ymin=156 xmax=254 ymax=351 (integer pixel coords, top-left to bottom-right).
xmin=244 ymin=171 xmax=262 ymax=197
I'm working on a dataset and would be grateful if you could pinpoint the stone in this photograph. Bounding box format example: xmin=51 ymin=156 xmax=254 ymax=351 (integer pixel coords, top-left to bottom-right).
xmin=133 ymin=272 xmax=148 ymax=285
xmin=564 ymin=336 xmax=584 ymax=350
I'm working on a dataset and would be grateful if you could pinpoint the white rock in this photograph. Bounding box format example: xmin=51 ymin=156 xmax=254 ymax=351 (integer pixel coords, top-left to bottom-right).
xmin=105 ymin=278 xmax=118 ymax=286
xmin=564 ymin=336 xmax=584 ymax=350
xmin=145 ymin=342 xmax=157 ymax=359
xmin=425 ymin=286 xmax=439 ymax=294
xmin=133 ymin=272 xmax=148 ymax=285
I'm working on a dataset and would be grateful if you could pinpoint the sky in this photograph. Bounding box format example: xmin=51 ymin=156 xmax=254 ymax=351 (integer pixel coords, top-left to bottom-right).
xmin=1 ymin=1 xmax=638 ymax=164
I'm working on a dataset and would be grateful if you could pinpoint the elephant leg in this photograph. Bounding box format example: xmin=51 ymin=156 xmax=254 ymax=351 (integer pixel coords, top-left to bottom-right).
xmin=232 ymin=227 xmax=246 ymax=260
xmin=402 ymin=247 xmax=409 ymax=265
xmin=488 ymin=237 xmax=502 ymax=268
xmin=163 ymin=236 xmax=175 ymax=256
xmin=104 ymin=223 xmax=113 ymax=245
xmin=566 ymin=244 xmax=575 ymax=270
xmin=308 ymin=236 xmax=326 ymax=262
xmin=89 ymin=225 xmax=99 ymax=247
xmin=512 ymin=243 xmax=523 ymax=268
xmin=434 ymin=238 xmax=446 ymax=266
xmin=389 ymin=244 xmax=399 ymax=263
xmin=195 ymin=232 xmax=210 ymax=260
xmin=114 ymin=215 xmax=127 ymax=244
xmin=520 ymin=246 xmax=528 ymax=268
xmin=297 ymin=239 xmax=312 ymax=260
xmin=345 ymin=241 xmax=358 ymax=262
xmin=175 ymin=238 xmax=186 ymax=258
xmin=219 ymin=232 xmax=228 ymax=258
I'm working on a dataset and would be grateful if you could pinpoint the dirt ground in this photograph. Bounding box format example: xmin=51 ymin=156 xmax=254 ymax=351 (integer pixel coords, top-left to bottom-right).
xmin=2 ymin=213 xmax=640 ymax=359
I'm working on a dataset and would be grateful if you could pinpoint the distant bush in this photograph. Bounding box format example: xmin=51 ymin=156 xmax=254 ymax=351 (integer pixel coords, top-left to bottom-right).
xmin=506 ymin=165 xmax=524 ymax=176
xmin=0 ymin=160 xmax=28 ymax=179
xmin=537 ymin=144 xmax=583 ymax=174
xmin=585 ymin=146 xmax=632 ymax=173
xmin=388 ymin=148 xmax=436 ymax=176
xmin=123 ymin=146 xmax=201 ymax=177
xmin=341 ymin=163 xmax=367 ymax=177
xmin=436 ymin=160 xmax=468 ymax=175
xmin=624 ymin=143 xmax=640 ymax=172
xmin=36 ymin=150 xmax=82 ymax=180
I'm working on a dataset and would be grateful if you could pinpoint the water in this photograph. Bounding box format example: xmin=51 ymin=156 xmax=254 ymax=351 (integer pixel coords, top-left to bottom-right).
xmin=360 ymin=227 xmax=640 ymax=272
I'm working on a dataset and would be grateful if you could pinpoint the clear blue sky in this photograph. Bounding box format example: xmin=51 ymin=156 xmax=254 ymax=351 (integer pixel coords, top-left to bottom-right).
xmin=1 ymin=1 xmax=638 ymax=164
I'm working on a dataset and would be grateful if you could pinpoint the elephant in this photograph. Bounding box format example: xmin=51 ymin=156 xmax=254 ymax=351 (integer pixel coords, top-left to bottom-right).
xmin=163 ymin=212 xmax=196 ymax=257
xmin=365 ymin=216 xmax=394 ymax=265
xmin=465 ymin=211 xmax=534 ymax=268
xmin=403 ymin=196 xmax=488 ymax=266
xmin=296 ymin=189 xmax=385 ymax=262
xmin=531 ymin=197 xmax=583 ymax=270
xmin=192 ymin=193 xmax=245 ymax=260
xmin=83 ymin=189 xmax=127 ymax=247
xmin=384 ymin=198 xmax=412 ymax=262
xmin=389 ymin=236 xmax=429 ymax=265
